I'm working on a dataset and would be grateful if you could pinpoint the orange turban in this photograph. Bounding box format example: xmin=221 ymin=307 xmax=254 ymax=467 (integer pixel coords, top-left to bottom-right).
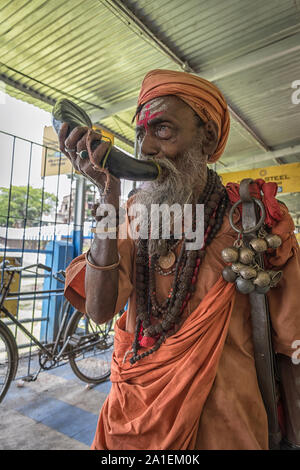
xmin=137 ymin=69 xmax=230 ymax=163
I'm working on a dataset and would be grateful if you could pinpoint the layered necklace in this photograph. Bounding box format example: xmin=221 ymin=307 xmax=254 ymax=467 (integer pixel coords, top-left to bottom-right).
xmin=130 ymin=169 xmax=229 ymax=365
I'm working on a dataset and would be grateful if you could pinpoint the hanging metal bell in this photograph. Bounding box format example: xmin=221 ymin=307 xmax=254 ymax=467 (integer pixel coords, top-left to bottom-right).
xmin=268 ymin=270 xmax=283 ymax=287
xmin=239 ymin=266 xmax=257 ymax=280
xmin=221 ymin=247 xmax=239 ymax=263
xmin=231 ymin=262 xmax=246 ymax=274
xmin=253 ymin=271 xmax=271 ymax=288
xmin=235 ymin=277 xmax=255 ymax=294
xmin=255 ymin=284 xmax=270 ymax=294
xmin=249 ymin=237 xmax=268 ymax=253
xmin=239 ymin=247 xmax=255 ymax=265
xmin=264 ymin=234 xmax=282 ymax=249
xmin=231 ymin=262 xmax=247 ymax=274
xmin=222 ymin=266 xmax=238 ymax=283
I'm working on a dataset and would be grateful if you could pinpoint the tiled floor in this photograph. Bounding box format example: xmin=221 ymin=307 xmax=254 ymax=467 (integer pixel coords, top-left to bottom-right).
xmin=0 ymin=358 xmax=111 ymax=450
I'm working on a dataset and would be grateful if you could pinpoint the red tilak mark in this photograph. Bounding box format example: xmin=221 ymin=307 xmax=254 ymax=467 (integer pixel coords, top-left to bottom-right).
xmin=137 ymin=103 xmax=163 ymax=131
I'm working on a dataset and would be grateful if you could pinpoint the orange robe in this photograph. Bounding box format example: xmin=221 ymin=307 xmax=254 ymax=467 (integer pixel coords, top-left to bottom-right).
xmin=64 ymin=205 xmax=300 ymax=450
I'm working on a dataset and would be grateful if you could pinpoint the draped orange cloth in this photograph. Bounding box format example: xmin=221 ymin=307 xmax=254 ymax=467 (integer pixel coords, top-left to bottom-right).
xmin=64 ymin=194 xmax=300 ymax=450
xmin=91 ymin=278 xmax=235 ymax=450
xmin=137 ymin=69 xmax=230 ymax=163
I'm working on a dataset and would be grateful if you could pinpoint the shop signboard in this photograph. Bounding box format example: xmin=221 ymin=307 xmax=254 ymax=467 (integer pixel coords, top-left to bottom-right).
xmin=41 ymin=126 xmax=114 ymax=177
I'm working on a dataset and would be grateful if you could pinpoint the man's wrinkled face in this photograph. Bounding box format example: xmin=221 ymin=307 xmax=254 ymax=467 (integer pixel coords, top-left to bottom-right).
xmin=136 ymin=95 xmax=203 ymax=167
xmin=135 ymin=95 xmax=208 ymax=200
xmin=134 ymin=96 xmax=210 ymax=256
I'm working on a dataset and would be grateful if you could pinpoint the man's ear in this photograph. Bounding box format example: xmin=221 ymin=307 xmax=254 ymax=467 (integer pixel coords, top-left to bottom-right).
xmin=202 ymin=120 xmax=218 ymax=158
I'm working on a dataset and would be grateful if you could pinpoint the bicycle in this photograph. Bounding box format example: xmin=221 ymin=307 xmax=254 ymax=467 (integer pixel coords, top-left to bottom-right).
xmin=0 ymin=261 xmax=114 ymax=403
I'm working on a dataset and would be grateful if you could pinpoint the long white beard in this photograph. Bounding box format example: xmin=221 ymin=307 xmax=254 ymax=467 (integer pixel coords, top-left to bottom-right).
xmin=134 ymin=143 xmax=207 ymax=256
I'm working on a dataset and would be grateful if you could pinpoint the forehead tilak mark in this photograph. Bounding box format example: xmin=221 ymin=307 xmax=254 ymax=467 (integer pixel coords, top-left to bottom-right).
xmin=137 ymin=99 xmax=168 ymax=131
xmin=140 ymin=98 xmax=167 ymax=117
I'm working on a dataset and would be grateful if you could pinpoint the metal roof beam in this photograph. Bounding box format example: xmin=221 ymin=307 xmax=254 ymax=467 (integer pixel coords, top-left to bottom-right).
xmin=1 ymin=73 xmax=56 ymax=107
xmin=101 ymin=0 xmax=192 ymax=71
xmin=91 ymin=28 xmax=300 ymax=122
xmin=219 ymin=144 xmax=300 ymax=171
xmin=89 ymin=96 xmax=137 ymax=122
xmin=200 ymin=32 xmax=300 ymax=83
xmin=98 ymin=0 xmax=290 ymax=153
xmin=0 ymin=73 xmax=134 ymax=148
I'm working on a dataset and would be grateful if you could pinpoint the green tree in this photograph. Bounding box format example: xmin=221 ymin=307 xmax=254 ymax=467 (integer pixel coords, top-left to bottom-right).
xmin=0 ymin=186 xmax=57 ymax=227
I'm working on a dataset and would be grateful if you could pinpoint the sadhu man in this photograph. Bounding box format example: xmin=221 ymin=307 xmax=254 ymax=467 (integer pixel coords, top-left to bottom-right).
xmin=59 ymin=70 xmax=300 ymax=450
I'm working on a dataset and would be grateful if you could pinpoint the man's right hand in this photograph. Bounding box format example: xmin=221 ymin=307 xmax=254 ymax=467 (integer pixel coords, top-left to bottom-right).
xmin=58 ymin=123 xmax=121 ymax=205
xmin=59 ymin=124 xmax=121 ymax=324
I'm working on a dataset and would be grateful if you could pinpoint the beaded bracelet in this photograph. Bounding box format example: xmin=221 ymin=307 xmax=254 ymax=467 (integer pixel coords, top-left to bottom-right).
xmin=85 ymin=248 xmax=120 ymax=271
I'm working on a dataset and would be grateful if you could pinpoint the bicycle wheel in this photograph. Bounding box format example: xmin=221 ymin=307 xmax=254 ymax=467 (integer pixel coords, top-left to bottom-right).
xmin=64 ymin=310 xmax=113 ymax=384
xmin=0 ymin=320 xmax=19 ymax=403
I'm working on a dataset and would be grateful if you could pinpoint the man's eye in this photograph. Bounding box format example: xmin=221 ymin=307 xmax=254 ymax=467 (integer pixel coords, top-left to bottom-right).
xmin=156 ymin=125 xmax=171 ymax=139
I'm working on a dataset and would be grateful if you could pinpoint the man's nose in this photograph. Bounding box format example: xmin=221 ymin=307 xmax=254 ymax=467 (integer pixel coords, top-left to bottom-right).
xmin=140 ymin=132 xmax=160 ymax=158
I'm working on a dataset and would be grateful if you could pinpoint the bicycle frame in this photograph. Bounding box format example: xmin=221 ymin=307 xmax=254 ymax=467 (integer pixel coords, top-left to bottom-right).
xmin=0 ymin=269 xmax=110 ymax=366
xmin=0 ymin=262 xmax=114 ymax=394
xmin=0 ymin=266 xmax=65 ymax=362
xmin=1 ymin=304 xmax=51 ymax=356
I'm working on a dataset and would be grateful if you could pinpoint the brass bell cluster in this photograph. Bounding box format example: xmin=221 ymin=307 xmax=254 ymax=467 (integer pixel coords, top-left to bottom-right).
xmin=221 ymin=232 xmax=283 ymax=294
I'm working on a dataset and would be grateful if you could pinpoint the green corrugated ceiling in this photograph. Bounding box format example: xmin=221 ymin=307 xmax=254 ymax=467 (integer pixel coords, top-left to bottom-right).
xmin=1 ymin=0 xmax=300 ymax=216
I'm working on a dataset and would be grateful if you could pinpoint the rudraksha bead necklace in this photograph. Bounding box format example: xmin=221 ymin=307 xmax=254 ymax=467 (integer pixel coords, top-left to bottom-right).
xmin=130 ymin=169 xmax=229 ymax=364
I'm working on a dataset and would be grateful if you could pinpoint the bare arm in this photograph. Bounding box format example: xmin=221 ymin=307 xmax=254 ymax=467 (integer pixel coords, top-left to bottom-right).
xmin=59 ymin=123 xmax=121 ymax=324
xmin=85 ymin=236 xmax=119 ymax=324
